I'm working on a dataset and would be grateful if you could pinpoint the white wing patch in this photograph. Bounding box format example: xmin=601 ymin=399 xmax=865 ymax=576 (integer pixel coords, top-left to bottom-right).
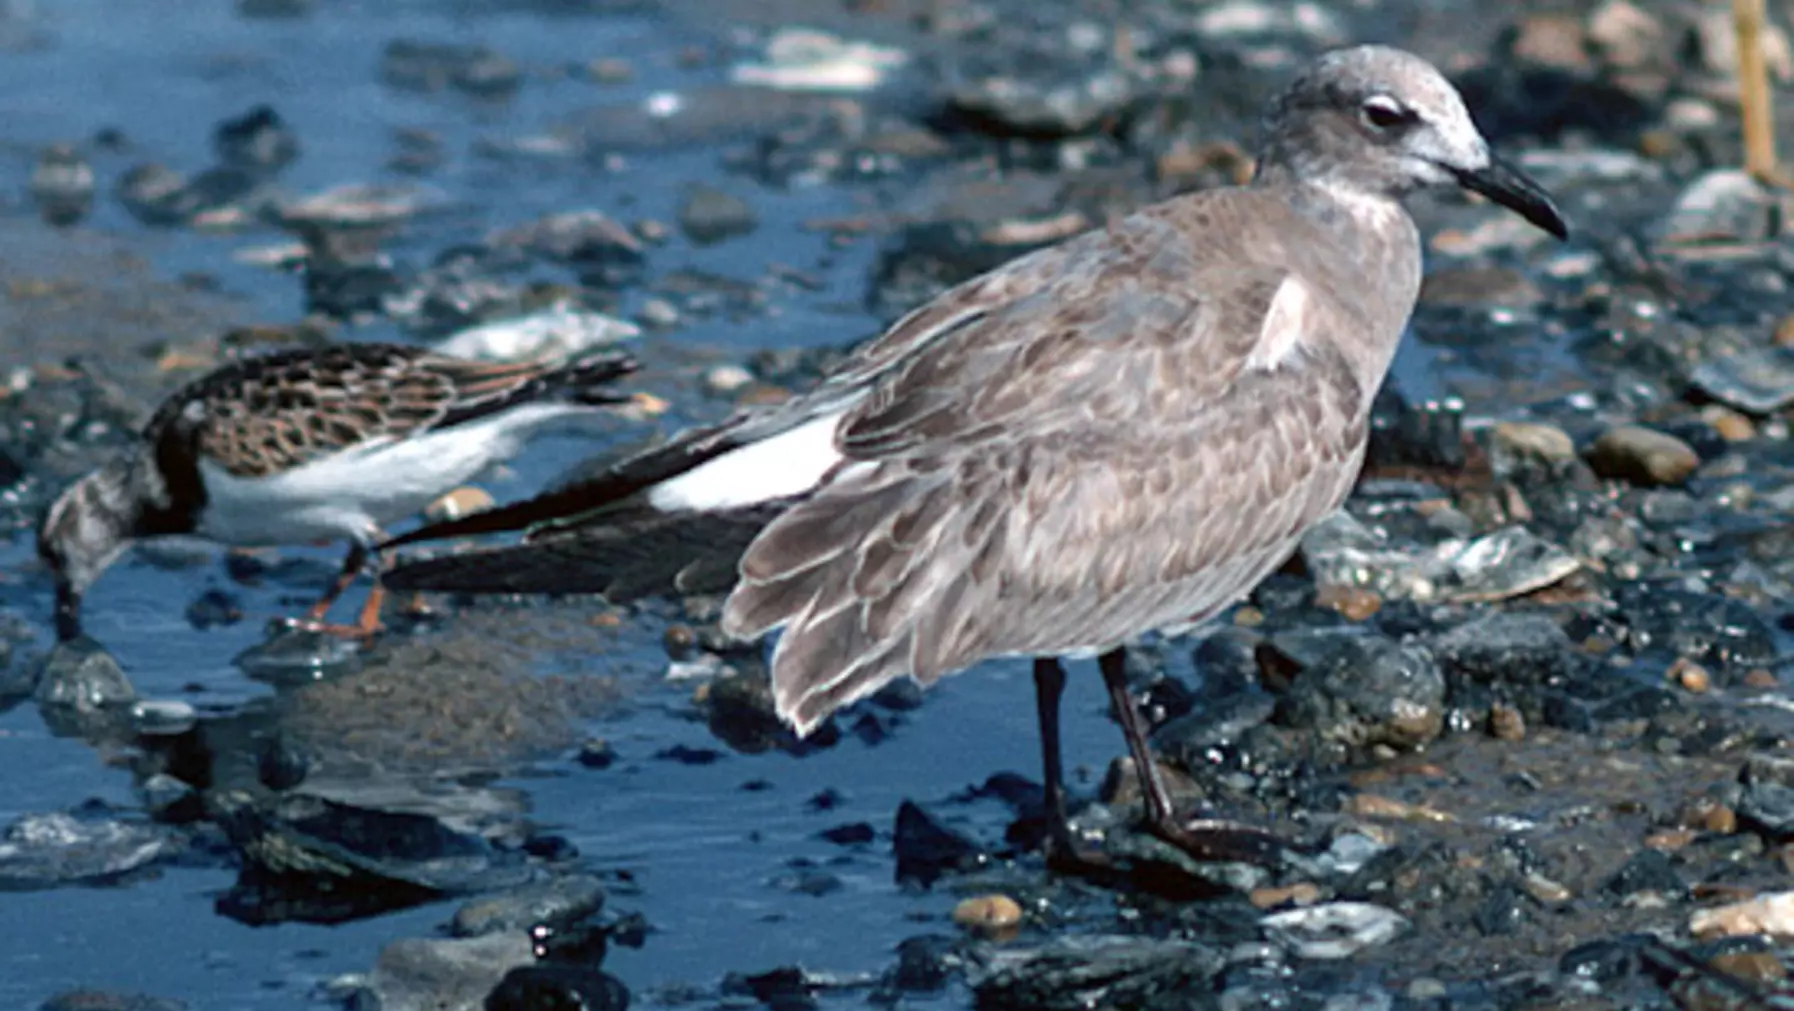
xmin=648 ymin=412 xmax=864 ymax=513
xmin=1244 ymin=275 xmax=1310 ymax=372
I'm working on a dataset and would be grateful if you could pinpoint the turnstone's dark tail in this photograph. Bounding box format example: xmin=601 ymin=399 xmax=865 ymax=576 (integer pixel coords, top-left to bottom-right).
xmin=433 ymin=348 xmax=641 ymax=428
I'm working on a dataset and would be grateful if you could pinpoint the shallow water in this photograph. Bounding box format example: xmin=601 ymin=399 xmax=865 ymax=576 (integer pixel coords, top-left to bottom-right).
xmin=0 ymin=3 xmax=1635 ymax=1009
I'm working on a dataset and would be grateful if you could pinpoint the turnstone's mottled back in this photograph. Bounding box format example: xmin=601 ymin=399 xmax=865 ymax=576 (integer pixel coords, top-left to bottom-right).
xmin=39 ymin=342 xmax=639 ymax=642
xmin=381 ymin=46 xmax=1568 ymax=872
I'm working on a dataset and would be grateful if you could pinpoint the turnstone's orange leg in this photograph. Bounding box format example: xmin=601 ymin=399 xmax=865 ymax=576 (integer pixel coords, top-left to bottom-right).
xmin=294 ymin=540 xmax=386 ymax=639
xmin=1736 ymin=0 xmax=1794 ymax=188
xmin=302 ymin=542 xmax=370 ymax=624
xmin=349 ymin=575 xmax=388 ymax=638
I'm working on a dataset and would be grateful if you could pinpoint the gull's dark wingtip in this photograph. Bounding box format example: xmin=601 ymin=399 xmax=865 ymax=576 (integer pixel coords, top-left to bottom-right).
xmin=384 ymin=543 xmax=575 ymax=595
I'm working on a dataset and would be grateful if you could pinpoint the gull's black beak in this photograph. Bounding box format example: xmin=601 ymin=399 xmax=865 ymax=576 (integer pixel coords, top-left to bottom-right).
xmin=1451 ymin=154 xmax=1569 ymax=241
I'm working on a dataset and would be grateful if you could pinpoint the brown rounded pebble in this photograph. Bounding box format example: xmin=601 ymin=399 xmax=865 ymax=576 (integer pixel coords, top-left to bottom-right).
xmin=953 ymin=894 xmax=1023 ymax=935
xmin=1522 ymin=873 xmax=1572 ymax=905
xmin=663 ymin=623 xmax=698 ymax=658
xmin=424 ymin=486 xmax=495 ymax=524
xmin=1489 ymin=703 xmax=1526 ymax=742
xmin=1345 ymin=793 xmax=1455 ymax=824
xmin=1703 ymin=405 xmax=1757 ymax=442
xmin=1746 ymin=668 xmax=1780 ymax=689
xmin=1314 ymin=583 xmax=1382 ymax=622
xmin=1683 ymin=797 xmax=1739 ymax=835
xmin=1709 ymin=950 xmax=1788 ymax=985
xmin=1249 ymin=882 xmax=1321 ymax=909
xmin=1231 ymin=605 xmax=1265 ymax=628
xmin=738 ymin=384 xmax=793 ymax=407
xmin=1645 ymin=828 xmax=1697 ymax=852
xmin=1587 ymin=424 xmax=1700 ymax=486
xmin=1669 ymin=657 xmax=1712 ymax=693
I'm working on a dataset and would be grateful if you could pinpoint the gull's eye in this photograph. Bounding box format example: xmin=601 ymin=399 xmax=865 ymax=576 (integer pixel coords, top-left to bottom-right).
xmin=1360 ymin=94 xmax=1416 ymax=131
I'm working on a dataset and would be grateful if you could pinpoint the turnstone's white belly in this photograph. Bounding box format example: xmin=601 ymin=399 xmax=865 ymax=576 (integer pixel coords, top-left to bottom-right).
xmin=196 ymin=404 xmax=579 ymax=546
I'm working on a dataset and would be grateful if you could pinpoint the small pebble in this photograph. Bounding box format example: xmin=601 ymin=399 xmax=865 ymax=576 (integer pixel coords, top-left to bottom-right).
xmin=1521 ymin=873 xmax=1572 ymax=905
xmin=1682 ymin=797 xmax=1738 ymax=834
xmin=633 ymin=218 xmax=670 ymax=244
xmin=677 ymin=183 xmax=758 ymax=245
xmin=1345 ymin=793 xmax=1455 ymax=824
xmin=1703 ymin=405 xmax=1756 ymax=442
xmin=577 ymin=739 xmax=617 ymax=770
xmin=952 ymin=894 xmax=1023 ymax=936
xmin=663 ymin=624 xmax=699 ymax=659
xmin=1313 ymin=583 xmax=1381 ymax=621
xmin=1668 ymin=657 xmax=1711 ymax=693
xmin=703 ymin=364 xmax=756 ymax=397
xmin=1644 ymin=828 xmax=1697 ymax=852
xmin=638 ymin=298 xmax=680 ymax=329
xmin=1586 ymin=424 xmax=1700 ymax=486
xmin=1492 ymin=420 xmax=1575 ymax=465
xmin=1248 ymin=882 xmax=1322 ymax=909
xmin=424 ymin=486 xmax=494 ymax=523
xmin=1488 ymin=703 xmax=1526 ymax=742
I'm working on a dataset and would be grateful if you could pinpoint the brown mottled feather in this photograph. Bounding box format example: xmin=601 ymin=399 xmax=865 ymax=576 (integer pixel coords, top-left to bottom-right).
xmin=719 ymin=191 xmax=1410 ymax=733
xmin=143 ymin=344 xmax=610 ymax=479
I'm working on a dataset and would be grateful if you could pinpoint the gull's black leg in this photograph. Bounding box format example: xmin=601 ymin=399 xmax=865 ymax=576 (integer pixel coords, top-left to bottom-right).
xmin=1033 ymin=657 xmax=1074 ymax=851
xmin=1033 ymin=656 xmax=1115 ymax=874
xmin=1098 ymin=647 xmax=1285 ymax=867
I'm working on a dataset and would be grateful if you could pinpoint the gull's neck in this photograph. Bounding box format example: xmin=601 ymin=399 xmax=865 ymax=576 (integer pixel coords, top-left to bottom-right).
xmin=1250 ymin=163 xmax=1425 ymax=397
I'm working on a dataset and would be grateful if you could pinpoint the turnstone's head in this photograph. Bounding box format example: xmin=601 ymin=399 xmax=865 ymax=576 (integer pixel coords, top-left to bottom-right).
xmin=38 ymin=457 xmax=148 ymax=641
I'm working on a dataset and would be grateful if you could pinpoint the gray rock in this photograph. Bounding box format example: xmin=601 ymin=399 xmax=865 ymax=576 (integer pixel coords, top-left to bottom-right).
xmin=212 ymin=789 xmax=531 ymax=895
xmin=1690 ymin=345 xmax=1794 ymax=414
xmin=1656 ymin=169 xmax=1778 ymax=245
xmin=970 ymin=935 xmax=1225 ymax=1011
xmin=34 ymin=637 xmax=135 ymax=713
xmin=948 ymin=64 xmax=1138 ymax=137
xmin=0 ymin=812 xmax=181 ymax=889
xmin=1261 ymin=902 xmax=1409 ymax=959
xmin=360 ymin=933 xmax=535 ymax=1011
xmin=450 ymin=874 xmax=607 ymax=938
xmin=677 ymin=184 xmax=758 ymax=245
xmin=1273 ymin=634 xmax=1444 ymax=753
xmin=1301 ymin=515 xmax=1581 ymax=605
xmin=1432 ymin=611 xmax=1576 ymax=678
xmin=485 ymin=210 xmax=643 ymax=264
xmin=1489 ymin=420 xmax=1576 ymax=476
xmin=1737 ymin=753 xmax=1794 ymax=839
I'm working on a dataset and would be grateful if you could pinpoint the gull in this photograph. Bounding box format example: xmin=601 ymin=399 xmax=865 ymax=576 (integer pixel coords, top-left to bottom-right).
xmin=380 ymin=45 xmax=1569 ymax=865
xmin=38 ymin=343 xmax=639 ymax=642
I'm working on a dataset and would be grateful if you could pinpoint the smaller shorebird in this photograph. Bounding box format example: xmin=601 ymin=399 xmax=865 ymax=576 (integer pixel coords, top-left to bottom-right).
xmin=379 ymin=46 xmax=1568 ymax=870
xmin=38 ymin=343 xmax=639 ymax=642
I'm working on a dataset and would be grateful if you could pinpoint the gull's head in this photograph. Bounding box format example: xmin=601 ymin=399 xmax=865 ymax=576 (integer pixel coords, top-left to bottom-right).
xmin=1257 ymin=45 xmax=1568 ymax=240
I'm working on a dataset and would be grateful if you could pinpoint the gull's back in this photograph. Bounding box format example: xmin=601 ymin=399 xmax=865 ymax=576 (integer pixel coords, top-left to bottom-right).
xmin=731 ymin=180 xmax=1424 ymax=733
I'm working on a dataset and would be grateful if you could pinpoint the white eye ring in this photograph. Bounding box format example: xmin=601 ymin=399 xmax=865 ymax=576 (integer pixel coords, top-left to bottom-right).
xmin=1360 ymin=94 xmax=1410 ymax=129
